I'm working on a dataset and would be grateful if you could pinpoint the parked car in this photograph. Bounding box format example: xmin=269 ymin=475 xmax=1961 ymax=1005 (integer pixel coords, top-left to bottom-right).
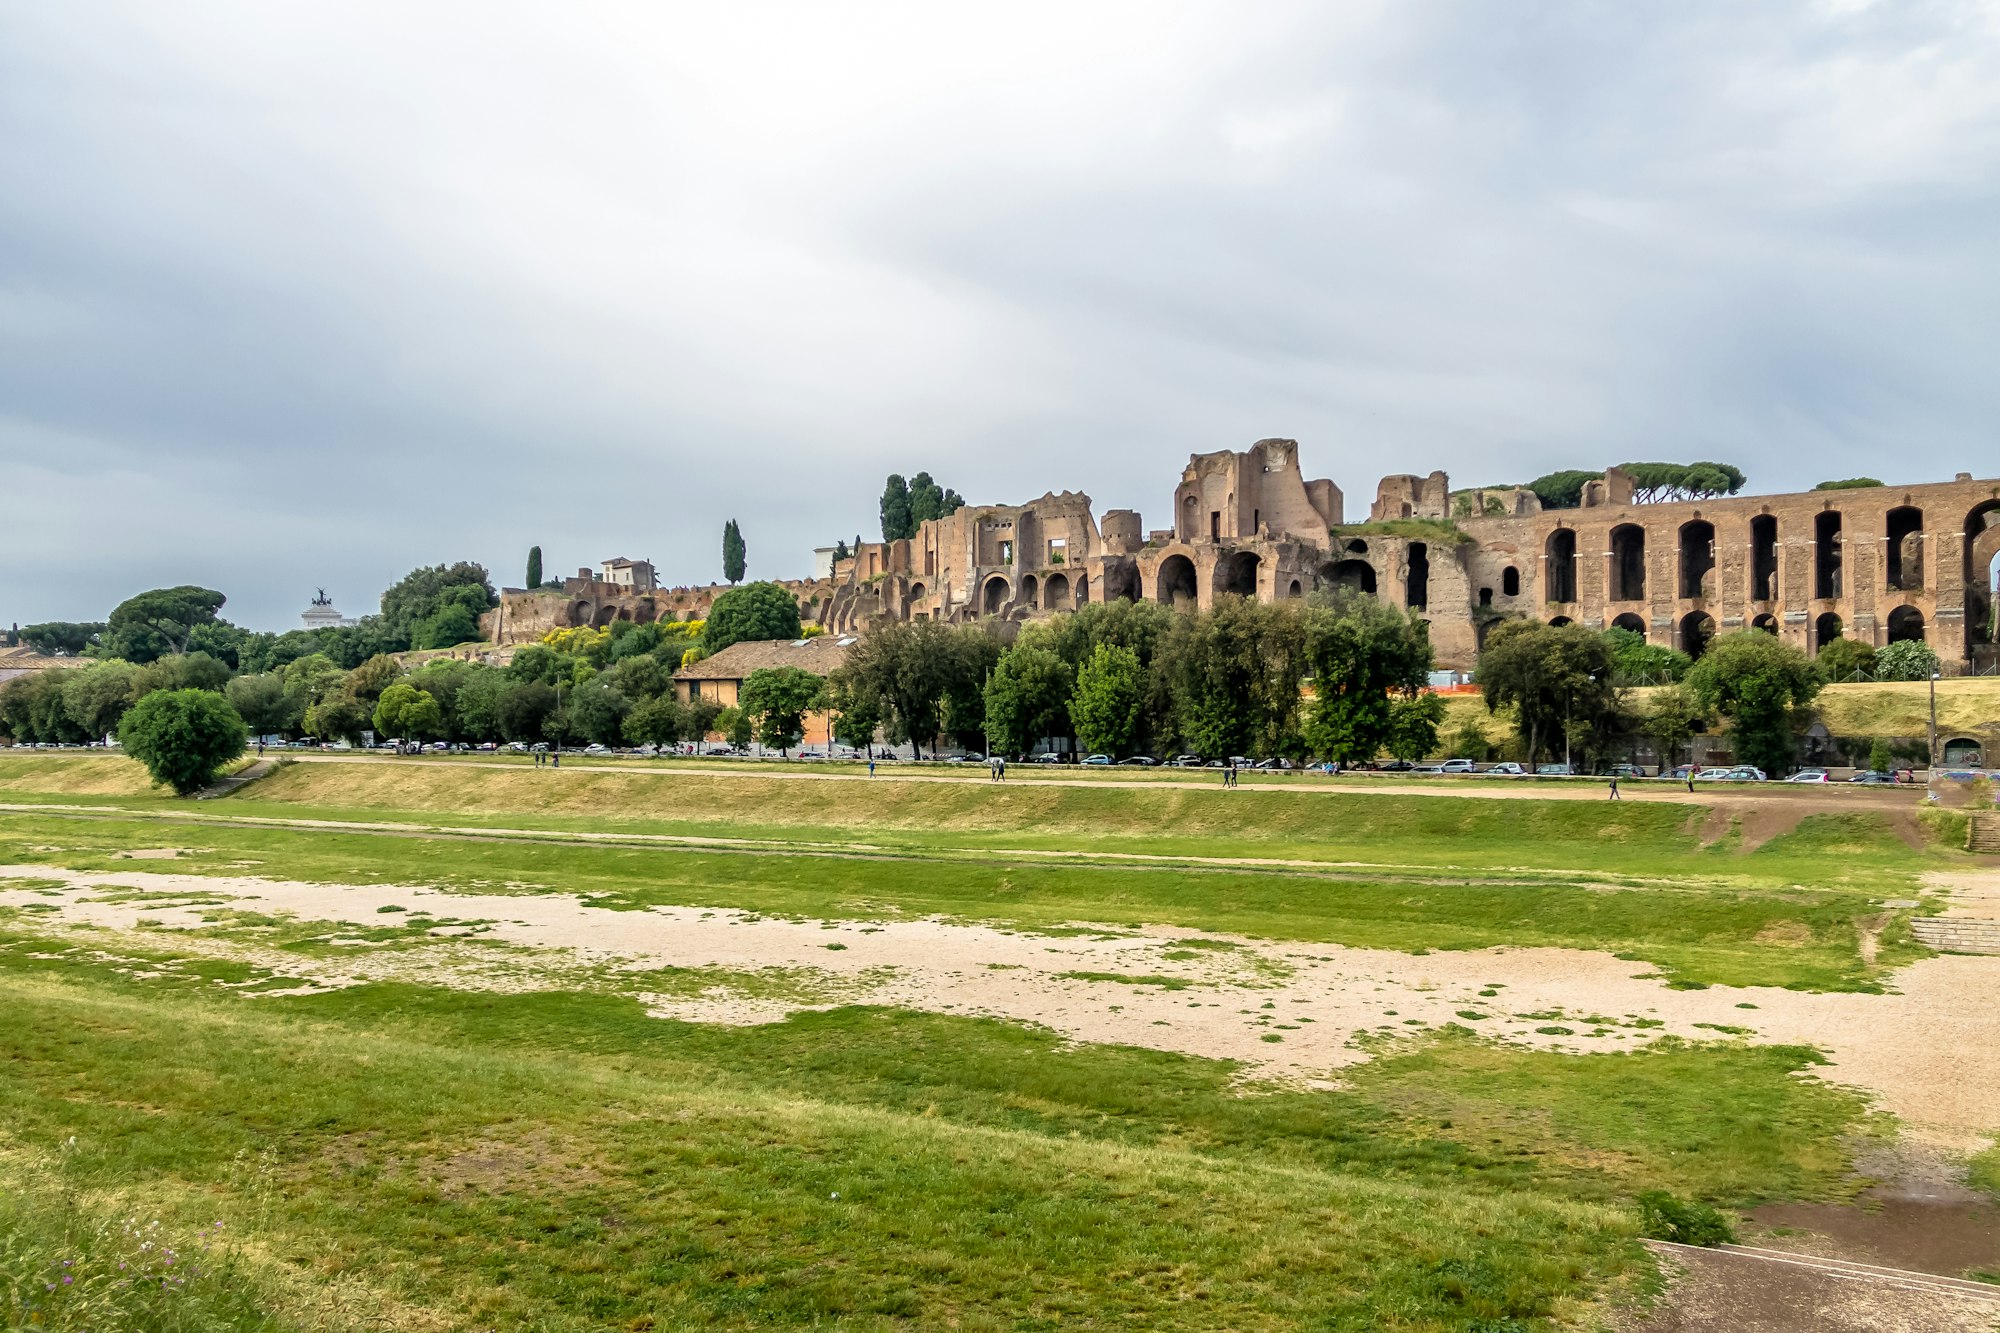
xmin=1439 ymin=759 xmax=1478 ymax=774
xmin=1784 ymin=768 xmax=1831 ymax=784
xmin=1083 ymin=754 xmax=1112 ymax=766
xmin=1170 ymin=754 xmax=1204 ymax=768
xmin=1534 ymin=763 xmax=1573 ymax=776
xmin=1254 ymin=758 xmax=1295 ymax=770
xmin=1485 ymin=762 xmax=1526 ymax=775
xmin=1849 ymin=770 xmax=1897 ymax=784
xmin=1034 ymin=753 xmax=1066 ymax=764
xmin=1412 ymin=763 xmax=1445 ymax=774
xmin=1119 ymin=755 xmax=1158 ymax=766
xmin=1376 ymin=759 xmax=1414 ymax=772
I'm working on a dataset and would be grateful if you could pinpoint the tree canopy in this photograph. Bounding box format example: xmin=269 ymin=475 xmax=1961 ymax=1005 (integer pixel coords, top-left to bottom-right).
xmin=1301 ymin=593 xmax=1436 ymax=765
xmin=722 ymin=520 xmax=747 ymax=584
xmin=526 ymin=546 xmax=543 ymax=588
xmin=983 ymin=647 xmax=1074 ymax=756
xmin=1068 ymin=643 xmax=1145 ymax=758
xmin=117 ymin=688 xmax=248 ymax=795
xmin=19 ymin=622 xmax=104 ymax=656
xmin=1813 ymin=478 xmax=1884 ymax=491
xmin=1522 ymin=470 xmax=1600 ymax=511
xmin=1475 ymin=620 xmax=1619 ymax=767
xmin=379 ymin=563 xmax=495 ymax=646
xmin=880 ymin=472 xmax=965 ymax=541
xmin=104 ymin=586 xmax=228 ymax=662
xmin=739 ymin=666 xmax=825 ymax=754
xmin=1617 ymin=461 xmax=1747 ymax=504
xmin=1684 ymin=630 xmax=1821 ymax=776
xmin=702 ymin=582 xmax=803 ymax=655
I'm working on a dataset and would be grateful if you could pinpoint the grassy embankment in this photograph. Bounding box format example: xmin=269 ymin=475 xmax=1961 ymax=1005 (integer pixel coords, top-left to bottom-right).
xmin=0 ymin=753 xmax=1960 ymax=991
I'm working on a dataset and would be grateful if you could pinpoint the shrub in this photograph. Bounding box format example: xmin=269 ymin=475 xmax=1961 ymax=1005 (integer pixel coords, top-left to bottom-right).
xmin=1867 ymin=740 xmax=1894 ymax=774
xmin=116 ymin=689 xmax=248 ymax=795
xmin=1813 ymin=637 xmax=1875 ymax=681
xmin=1874 ymin=640 xmax=1940 ymax=682
xmin=1636 ymin=1191 xmax=1735 ymax=1246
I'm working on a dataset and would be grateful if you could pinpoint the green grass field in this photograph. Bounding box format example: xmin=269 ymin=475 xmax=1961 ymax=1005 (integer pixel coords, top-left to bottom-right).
xmin=0 ymin=751 xmax=1984 ymax=1329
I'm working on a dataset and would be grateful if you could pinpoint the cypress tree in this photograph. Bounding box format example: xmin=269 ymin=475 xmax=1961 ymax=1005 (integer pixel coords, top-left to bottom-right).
xmin=526 ymin=545 xmax=542 ymax=589
xmin=880 ymin=474 xmax=913 ymax=542
xmin=722 ymin=519 xmax=747 ymax=584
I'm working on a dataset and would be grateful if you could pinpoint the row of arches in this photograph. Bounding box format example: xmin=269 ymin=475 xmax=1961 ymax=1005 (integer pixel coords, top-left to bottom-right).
xmin=978 ymin=571 xmax=1089 ymax=616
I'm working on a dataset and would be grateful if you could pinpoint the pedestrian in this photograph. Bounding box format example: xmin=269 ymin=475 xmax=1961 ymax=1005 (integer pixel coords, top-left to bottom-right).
xmin=998 ymin=756 xmax=1007 ymax=781
xmin=868 ymin=757 xmax=876 ymax=777
xmin=1686 ymin=764 xmax=1697 ymax=794
xmin=552 ymin=751 xmax=560 ymax=768
xmin=1608 ymin=775 xmax=1620 ymax=801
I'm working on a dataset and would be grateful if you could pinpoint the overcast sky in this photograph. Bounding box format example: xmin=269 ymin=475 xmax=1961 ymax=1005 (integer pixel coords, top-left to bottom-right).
xmin=5 ymin=1 xmax=1997 ymax=630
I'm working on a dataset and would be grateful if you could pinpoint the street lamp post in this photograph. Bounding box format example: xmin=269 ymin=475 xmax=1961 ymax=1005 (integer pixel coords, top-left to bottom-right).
xmin=1928 ymin=666 xmax=1940 ymax=775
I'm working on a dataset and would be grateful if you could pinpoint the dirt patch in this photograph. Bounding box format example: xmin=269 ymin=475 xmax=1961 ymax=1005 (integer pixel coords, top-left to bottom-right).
xmin=1734 ymin=805 xmax=1810 ymax=853
xmin=1752 ymin=920 xmax=1812 ymax=948
xmin=1622 ymin=1246 xmax=2000 ymax=1332
xmin=116 ymin=848 xmax=187 ymax=860
xmin=1747 ymin=1198 xmax=2000 ymax=1280
xmin=1697 ymin=806 xmax=1734 ymax=846
xmin=424 ymin=1128 xmax=605 ymax=1198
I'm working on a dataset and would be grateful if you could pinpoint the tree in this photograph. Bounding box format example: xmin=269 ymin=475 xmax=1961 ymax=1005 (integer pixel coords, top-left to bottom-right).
xmin=702 ymin=582 xmax=802 ymax=655
xmin=1618 ymin=461 xmax=1747 ymax=505
xmin=832 ymin=539 xmax=850 ymax=562
xmin=740 ymin=667 xmax=826 ymax=755
xmin=1641 ymin=686 xmax=1709 ymax=772
xmin=722 ymin=520 xmax=747 ymax=585
xmin=61 ymin=660 xmax=140 ymax=740
xmin=1522 ymin=470 xmax=1600 ymax=510
xmin=117 ymin=689 xmax=248 ymax=795
xmin=1446 ymin=715 xmax=1493 ymax=763
xmin=1602 ymin=627 xmax=1692 ymax=685
xmin=984 ymin=647 xmax=1074 ymax=756
xmin=1814 ymin=478 xmax=1884 ymax=491
xmin=1157 ymin=598 xmax=1310 ymax=760
xmin=0 ymin=671 xmax=88 ymax=744
xmin=497 ymin=681 xmax=557 ymax=742
xmin=1069 ymin=643 xmax=1145 ymax=758
xmin=1867 ymin=739 xmax=1895 ymax=774
xmin=224 ymin=673 xmax=295 ymax=738
xmin=1684 ymin=631 xmax=1822 ymax=777
xmin=1815 ymin=637 xmax=1876 ymax=682
xmin=134 ymin=652 xmax=230 ymax=696
xmin=623 ymin=695 xmax=688 ymax=749
xmin=714 ymin=706 xmax=754 ymax=749
xmin=1875 ymin=640 xmax=1941 ymax=682
xmin=379 ymin=563 xmax=496 ymax=647
xmin=454 ymin=667 xmax=511 ymax=742
xmin=20 ymin=622 xmax=104 ymax=656
xmin=831 ymin=620 xmax=996 ymax=758
xmin=1385 ymin=692 xmax=1447 ymax=762
xmin=823 ymin=670 xmax=885 ymax=753
xmin=105 ymin=586 xmax=228 ymax=662
xmin=565 ymin=680 xmax=632 ymax=746
xmin=305 ymin=694 xmax=371 ymax=745
xmin=879 ymin=474 xmax=913 ymax=542
xmin=526 ymin=546 xmax=543 ymax=589
xmin=1476 ymin=621 xmax=1619 ymax=767
xmin=1300 ymin=594 xmax=1435 ymax=764
xmin=372 ymin=682 xmax=443 ymax=742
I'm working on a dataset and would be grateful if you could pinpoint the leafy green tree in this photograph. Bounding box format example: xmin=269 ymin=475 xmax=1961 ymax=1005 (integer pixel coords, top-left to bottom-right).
xmin=823 ymin=670 xmax=885 ymax=752
xmin=104 ymin=586 xmax=228 ymax=662
xmin=983 ymin=647 xmax=1074 ymax=756
xmin=20 ymin=622 xmax=104 ymax=656
xmin=453 ymin=667 xmax=511 ymax=742
xmin=379 ymin=563 xmax=495 ymax=647
xmin=414 ymin=603 xmax=482 ymax=650
xmin=1157 ymin=598 xmax=1309 ymax=760
xmin=832 ymin=538 xmax=850 ymax=562
xmin=623 ymin=695 xmax=688 ymax=748
xmin=497 ymin=681 xmax=557 ymax=742
xmin=1641 ymin=685 xmax=1709 ymax=772
xmin=305 ymin=694 xmax=370 ymax=744
xmin=1522 ymin=470 xmax=1600 ymax=510
xmin=1300 ymin=594 xmax=1435 ymax=764
xmin=0 ymin=671 xmax=89 ymax=744
xmin=134 ymin=652 xmax=230 ymax=696
xmin=223 ymin=673 xmax=295 ymax=738
xmin=1618 ymin=461 xmax=1747 ymax=504
xmin=1874 ymin=640 xmax=1941 ymax=682
xmin=879 ymin=474 xmax=913 ymax=542
xmin=1385 ymin=692 xmax=1447 ymax=761
xmin=1684 ymin=631 xmax=1823 ymax=777
xmin=1069 ymin=643 xmax=1145 ymax=757
xmin=740 ymin=667 xmax=826 ymax=755
xmin=1476 ymin=621 xmax=1619 ymax=767
xmin=722 ymin=520 xmax=748 ymax=585
xmin=830 ymin=620 xmax=996 ymax=757
xmin=1813 ymin=478 xmax=1884 ymax=491
xmin=702 ymin=582 xmax=803 ymax=655
xmin=565 ymin=680 xmax=632 ymax=746
xmin=602 ymin=653 xmax=673 ymax=701
xmin=1602 ymin=627 xmax=1692 ymax=685
xmin=281 ymin=654 xmax=346 ymax=721
xmin=61 ymin=660 xmax=140 ymax=740
xmin=526 ymin=546 xmax=543 ymax=589
xmin=1867 ymin=739 xmax=1895 ymax=774
xmin=185 ymin=621 xmax=253 ymax=669
xmin=372 ymin=682 xmax=443 ymax=742
xmin=685 ymin=696 xmax=724 ymax=741
xmin=1446 ymin=715 xmax=1493 ymax=763
xmin=117 ymin=689 xmax=247 ymax=794
xmin=712 ymin=706 xmax=754 ymax=750
xmin=1814 ymin=637 xmax=1876 ymax=681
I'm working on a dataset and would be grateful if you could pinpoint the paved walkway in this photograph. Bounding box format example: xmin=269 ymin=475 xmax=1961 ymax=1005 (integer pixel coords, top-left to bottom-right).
xmin=195 ymin=757 xmax=277 ymax=800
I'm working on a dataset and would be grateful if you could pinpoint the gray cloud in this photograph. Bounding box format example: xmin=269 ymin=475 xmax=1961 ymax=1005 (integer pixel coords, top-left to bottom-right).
xmin=4 ymin=0 xmax=1996 ymax=629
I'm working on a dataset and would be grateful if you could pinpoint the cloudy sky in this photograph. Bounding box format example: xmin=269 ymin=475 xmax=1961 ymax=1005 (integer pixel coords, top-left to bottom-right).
xmin=4 ymin=1 xmax=1997 ymax=630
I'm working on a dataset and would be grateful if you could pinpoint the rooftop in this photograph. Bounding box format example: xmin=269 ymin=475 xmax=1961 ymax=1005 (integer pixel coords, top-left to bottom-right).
xmin=675 ymin=635 xmax=857 ymax=681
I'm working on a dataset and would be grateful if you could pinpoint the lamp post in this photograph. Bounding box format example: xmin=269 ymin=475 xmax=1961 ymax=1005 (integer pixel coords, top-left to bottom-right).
xmin=1928 ymin=666 xmax=1940 ymax=776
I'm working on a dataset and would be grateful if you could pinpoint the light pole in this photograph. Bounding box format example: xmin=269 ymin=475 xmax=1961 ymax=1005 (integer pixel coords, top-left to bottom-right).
xmin=1928 ymin=666 xmax=1940 ymax=776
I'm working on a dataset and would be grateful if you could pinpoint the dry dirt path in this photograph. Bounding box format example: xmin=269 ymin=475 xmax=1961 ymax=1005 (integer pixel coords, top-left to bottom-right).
xmin=279 ymin=752 xmax=1925 ymax=810
xmin=7 ymin=862 xmax=1996 ymax=1152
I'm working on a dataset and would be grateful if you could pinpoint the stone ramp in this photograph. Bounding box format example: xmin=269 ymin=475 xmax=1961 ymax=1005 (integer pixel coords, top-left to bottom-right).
xmin=1971 ymin=813 xmax=2000 ymax=855
xmin=196 ymin=758 xmax=277 ymax=800
xmin=1633 ymin=1240 xmax=2000 ymax=1332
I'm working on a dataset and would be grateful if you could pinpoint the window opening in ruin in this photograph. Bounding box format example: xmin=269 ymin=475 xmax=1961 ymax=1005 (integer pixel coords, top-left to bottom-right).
xmin=1213 ymin=551 xmax=1260 ymax=599
xmin=982 ymin=575 xmax=1010 ymax=616
xmin=1021 ymin=574 xmax=1039 ymax=607
xmin=1610 ymin=525 xmax=1646 ymax=601
xmin=999 ymin=540 xmax=1014 ymax=565
xmin=1210 ymin=511 xmax=1221 ymax=541
xmin=1814 ymin=511 xmax=1842 ymax=599
xmin=1047 ymin=538 xmax=1067 ymax=566
xmin=1814 ymin=612 xmax=1843 ymax=653
xmin=1076 ymin=575 xmax=1090 ymax=605
xmin=1886 ymin=605 xmax=1925 ymax=645
xmin=1044 ymin=572 xmax=1070 ymax=609
xmin=1501 ymin=566 xmax=1520 ymax=598
xmin=1346 ymin=539 xmax=1368 ymax=555
xmin=1252 ymin=508 xmax=1260 ymax=534
xmin=1965 ymin=502 xmax=2000 ymax=652
xmin=1612 ymin=612 xmax=1647 ymax=637
xmin=1288 ymin=579 xmax=1303 ymax=597
xmin=1680 ymin=611 xmax=1716 ymax=660
xmin=1549 ymin=616 xmax=1573 ymax=628
xmin=1679 ymin=520 xmax=1715 ymax=599
xmin=1321 ymin=559 xmax=1377 ymax=596
xmin=1751 ymin=613 xmax=1777 ymax=634
xmin=1545 ymin=529 xmax=1577 ymax=604
xmin=1885 ymin=506 xmax=1923 ymax=591
xmin=1751 ymin=515 xmax=1778 ymax=602
xmin=1157 ymin=555 xmax=1198 ymax=608
xmin=1407 ymin=542 xmax=1430 ymax=609
xmin=1478 ymin=587 xmax=1493 ymax=607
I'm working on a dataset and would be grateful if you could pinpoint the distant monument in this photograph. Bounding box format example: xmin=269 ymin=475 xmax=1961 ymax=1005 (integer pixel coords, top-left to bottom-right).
xmin=301 ymin=588 xmax=357 ymax=631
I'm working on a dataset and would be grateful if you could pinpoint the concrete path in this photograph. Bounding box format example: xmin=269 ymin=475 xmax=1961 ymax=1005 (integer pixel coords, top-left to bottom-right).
xmin=1630 ymin=1241 xmax=2000 ymax=1332
xmin=195 ymin=757 xmax=276 ymax=800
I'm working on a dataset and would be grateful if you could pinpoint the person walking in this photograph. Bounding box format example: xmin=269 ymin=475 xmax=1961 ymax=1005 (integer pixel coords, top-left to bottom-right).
xmin=868 ymin=757 xmax=876 ymax=777
xmin=998 ymin=756 xmax=1007 ymax=781
xmin=1685 ymin=763 xmax=1697 ymax=794
xmin=1608 ymin=774 xmax=1621 ymax=801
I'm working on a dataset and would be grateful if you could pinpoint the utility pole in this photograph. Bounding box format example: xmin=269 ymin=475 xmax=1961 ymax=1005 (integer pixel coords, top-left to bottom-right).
xmin=1928 ymin=665 xmax=1940 ymax=784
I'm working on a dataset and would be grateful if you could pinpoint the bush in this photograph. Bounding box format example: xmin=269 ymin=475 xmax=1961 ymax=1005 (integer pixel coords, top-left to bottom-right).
xmin=1813 ymin=637 xmax=1875 ymax=681
xmin=702 ymin=583 xmax=803 ymax=655
xmin=1874 ymin=640 xmax=1940 ymax=682
xmin=1636 ymin=1191 xmax=1735 ymax=1247
xmin=116 ymin=689 xmax=248 ymax=795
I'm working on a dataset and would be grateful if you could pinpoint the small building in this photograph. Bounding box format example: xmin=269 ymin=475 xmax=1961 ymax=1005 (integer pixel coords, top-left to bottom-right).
xmin=0 ymin=647 xmax=90 ymax=683
xmin=674 ymin=635 xmax=858 ymax=747
xmin=302 ymin=589 xmax=357 ymax=631
xmin=598 ymin=557 xmax=658 ymax=592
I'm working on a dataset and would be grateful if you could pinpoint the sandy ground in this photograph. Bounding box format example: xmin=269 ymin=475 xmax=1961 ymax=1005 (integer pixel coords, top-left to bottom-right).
xmin=1624 ymin=1245 xmax=2000 ymax=1333
xmin=4 ymin=862 xmax=1997 ymax=1153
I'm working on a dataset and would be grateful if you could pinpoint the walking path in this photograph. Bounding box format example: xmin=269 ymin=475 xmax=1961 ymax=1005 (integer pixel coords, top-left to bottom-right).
xmin=195 ymin=757 xmax=276 ymax=800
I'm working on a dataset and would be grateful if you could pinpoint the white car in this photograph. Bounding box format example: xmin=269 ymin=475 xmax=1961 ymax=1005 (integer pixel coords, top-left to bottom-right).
xmin=1784 ymin=768 xmax=1830 ymax=784
xmin=1440 ymin=759 xmax=1477 ymax=774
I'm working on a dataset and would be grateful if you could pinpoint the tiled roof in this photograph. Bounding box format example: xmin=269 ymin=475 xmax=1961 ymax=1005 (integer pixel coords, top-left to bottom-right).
xmin=0 ymin=647 xmax=91 ymax=674
xmin=675 ymin=635 xmax=857 ymax=681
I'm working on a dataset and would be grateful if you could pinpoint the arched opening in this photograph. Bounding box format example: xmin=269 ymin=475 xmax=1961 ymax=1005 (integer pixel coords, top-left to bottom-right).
xmin=1965 ymin=502 xmax=2000 ymax=654
xmin=1212 ymin=551 xmax=1260 ymax=599
xmin=1887 ymin=605 xmax=1926 ymax=645
xmin=1549 ymin=616 xmax=1573 ymax=628
xmin=1020 ymin=574 xmax=1039 ymax=608
xmin=1345 ymin=539 xmax=1368 ymax=555
xmin=1751 ymin=515 xmax=1778 ymax=602
xmin=1679 ymin=520 xmax=1716 ymax=599
xmin=1680 ymin=611 xmax=1717 ymax=659
xmin=1288 ymin=579 xmax=1303 ymax=598
xmin=1043 ymin=572 xmax=1070 ymax=609
xmin=1478 ymin=587 xmax=1493 ymax=607
xmin=1501 ymin=566 xmax=1520 ymax=598
xmin=1612 ymin=612 xmax=1647 ymax=636
xmin=1815 ymin=612 xmax=1844 ymax=653
xmin=1886 ymin=506 xmax=1924 ymax=591
xmin=1751 ymin=613 xmax=1778 ymax=633
xmin=1156 ymin=555 xmax=1198 ymax=608
xmin=1815 ymin=511 xmax=1843 ymax=599
xmin=1545 ymin=529 xmax=1577 ymax=604
xmin=1407 ymin=543 xmax=1430 ymax=610
xmin=982 ymin=575 xmax=1011 ymax=616
xmin=1101 ymin=566 xmax=1139 ymax=603
xmin=1943 ymin=737 xmax=1984 ymax=767
xmin=1610 ymin=525 xmax=1646 ymax=601
xmin=1075 ymin=575 xmax=1090 ymax=605
xmin=568 ymin=600 xmax=593 ymax=627
xmin=1320 ymin=559 xmax=1377 ymax=596
xmin=908 ymin=582 xmax=926 ymax=604
xmin=592 ymin=604 xmax=619 ymax=628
